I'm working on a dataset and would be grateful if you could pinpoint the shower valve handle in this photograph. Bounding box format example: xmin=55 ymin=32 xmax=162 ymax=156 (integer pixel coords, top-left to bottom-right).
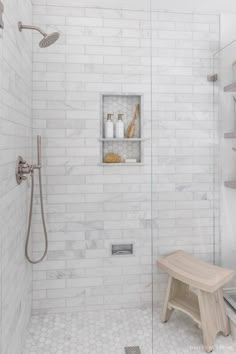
xmin=16 ymin=158 xmax=41 ymax=184
xmin=16 ymin=136 xmax=43 ymax=184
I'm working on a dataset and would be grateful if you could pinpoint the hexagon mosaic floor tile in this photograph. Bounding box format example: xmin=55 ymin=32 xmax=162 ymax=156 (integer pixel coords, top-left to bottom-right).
xmin=22 ymin=308 xmax=236 ymax=354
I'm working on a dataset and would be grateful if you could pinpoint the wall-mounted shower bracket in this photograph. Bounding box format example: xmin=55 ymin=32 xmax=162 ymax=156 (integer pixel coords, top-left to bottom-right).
xmin=0 ymin=0 xmax=4 ymax=29
xmin=16 ymin=156 xmax=41 ymax=184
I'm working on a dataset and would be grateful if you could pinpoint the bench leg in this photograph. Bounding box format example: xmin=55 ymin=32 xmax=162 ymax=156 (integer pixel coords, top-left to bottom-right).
xmin=161 ymin=276 xmax=188 ymax=323
xmin=198 ymin=289 xmax=230 ymax=353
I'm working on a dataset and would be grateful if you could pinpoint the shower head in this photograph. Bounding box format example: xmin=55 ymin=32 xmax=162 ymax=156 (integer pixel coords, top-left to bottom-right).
xmin=39 ymin=32 xmax=60 ymax=48
xmin=18 ymin=21 xmax=60 ymax=48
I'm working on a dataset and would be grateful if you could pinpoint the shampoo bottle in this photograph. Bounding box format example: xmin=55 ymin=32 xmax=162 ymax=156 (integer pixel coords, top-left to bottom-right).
xmin=115 ymin=114 xmax=124 ymax=138
xmin=104 ymin=114 xmax=114 ymax=138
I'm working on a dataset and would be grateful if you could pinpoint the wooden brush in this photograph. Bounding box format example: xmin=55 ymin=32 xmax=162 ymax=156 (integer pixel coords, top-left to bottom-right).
xmin=126 ymin=104 xmax=140 ymax=138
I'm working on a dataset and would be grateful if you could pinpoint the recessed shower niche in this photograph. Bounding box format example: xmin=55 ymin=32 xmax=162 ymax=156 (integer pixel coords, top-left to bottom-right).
xmin=99 ymin=93 xmax=144 ymax=165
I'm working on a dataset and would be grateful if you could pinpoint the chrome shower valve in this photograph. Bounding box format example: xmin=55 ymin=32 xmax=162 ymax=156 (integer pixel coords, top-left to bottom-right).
xmin=16 ymin=156 xmax=32 ymax=184
xmin=16 ymin=156 xmax=41 ymax=184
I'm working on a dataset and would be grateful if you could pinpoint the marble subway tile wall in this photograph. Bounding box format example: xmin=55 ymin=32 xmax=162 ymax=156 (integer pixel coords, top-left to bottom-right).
xmin=31 ymin=1 xmax=220 ymax=313
xmin=151 ymin=12 xmax=220 ymax=304
xmin=32 ymin=2 xmax=152 ymax=314
xmin=0 ymin=0 xmax=33 ymax=353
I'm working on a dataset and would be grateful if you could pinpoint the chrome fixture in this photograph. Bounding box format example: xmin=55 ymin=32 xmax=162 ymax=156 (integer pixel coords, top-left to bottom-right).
xmin=112 ymin=244 xmax=133 ymax=256
xmin=18 ymin=21 xmax=60 ymax=48
xmin=0 ymin=0 xmax=4 ymax=29
xmin=16 ymin=136 xmax=48 ymax=264
xmin=16 ymin=156 xmax=41 ymax=184
xmin=124 ymin=347 xmax=142 ymax=354
xmin=207 ymin=74 xmax=218 ymax=82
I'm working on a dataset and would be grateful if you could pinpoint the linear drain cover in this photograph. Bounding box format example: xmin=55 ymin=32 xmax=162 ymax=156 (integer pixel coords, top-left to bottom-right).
xmin=124 ymin=347 xmax=142 ymax=354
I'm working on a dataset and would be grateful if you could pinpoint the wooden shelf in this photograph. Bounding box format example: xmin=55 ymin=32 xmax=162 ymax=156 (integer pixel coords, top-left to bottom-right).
xmin=168 ymin=293 xmax=201 ymax=326
xmin=224 ymin=132 xmax=236 ymax=139
xmin=99 ymin=138 xmax=144 ymax=142
xmin=224 ymin=181 xmax=236 ymax=189
xmin=224 ymin=82 xmax=236 ymax=92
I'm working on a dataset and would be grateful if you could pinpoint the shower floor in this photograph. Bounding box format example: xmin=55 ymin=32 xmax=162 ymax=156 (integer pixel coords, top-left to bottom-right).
xmin=22 ymin=308 xmax=235 ymax=354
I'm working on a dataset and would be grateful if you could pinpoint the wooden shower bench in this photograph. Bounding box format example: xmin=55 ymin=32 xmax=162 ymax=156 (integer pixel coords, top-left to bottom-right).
xmin=157 ymin=250 xmax=235 ymax=353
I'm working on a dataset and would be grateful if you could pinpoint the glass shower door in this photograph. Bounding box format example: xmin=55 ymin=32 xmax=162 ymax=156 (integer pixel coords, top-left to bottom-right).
xmin=214 ymin=39 xmax=236 ymax=309
xmin=151 ymin=11 xmax=221 ymax=353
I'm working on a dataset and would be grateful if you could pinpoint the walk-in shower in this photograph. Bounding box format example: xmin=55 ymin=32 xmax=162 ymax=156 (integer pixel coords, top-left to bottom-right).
xmin=16 ymin=136 xmax=48 ymax=264
xmin=2 ymin=1 xmax=236 ymax=353
xmin=18 ymin=21 xmax=60 ymax=48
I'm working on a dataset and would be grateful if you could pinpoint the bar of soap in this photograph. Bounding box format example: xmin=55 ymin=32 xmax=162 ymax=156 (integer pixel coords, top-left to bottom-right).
xmin=104 ymin=153 xmax=122 ymax=163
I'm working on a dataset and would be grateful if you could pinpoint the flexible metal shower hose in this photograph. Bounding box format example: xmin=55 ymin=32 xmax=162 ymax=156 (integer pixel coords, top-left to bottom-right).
xmin=25 ymin=168 xmax=48 ymax=264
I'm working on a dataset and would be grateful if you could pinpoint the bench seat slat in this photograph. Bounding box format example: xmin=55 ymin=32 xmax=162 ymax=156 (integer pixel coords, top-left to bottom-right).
xmin=157 ymin=250 xmax=235 ymax=293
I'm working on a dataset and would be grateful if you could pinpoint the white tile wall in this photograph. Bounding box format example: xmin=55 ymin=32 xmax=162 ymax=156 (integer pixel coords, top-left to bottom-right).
xmin=151 ymin=11 xmax=220 ymax=303
xmin=32 ymin=4 xmax=152 ymax=314
xmin=31 ymin=0 xmax=236 ymax=14
xmin=31 ymin=3 xmax=220 ymax=314
xmin=0 ymin=0 xmax=32 ymax=353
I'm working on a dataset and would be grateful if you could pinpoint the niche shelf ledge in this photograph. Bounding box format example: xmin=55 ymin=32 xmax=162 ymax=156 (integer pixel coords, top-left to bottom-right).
xmin=224 ymin=82 xmax=236 ymax=92
xmin=99 ymin=163 xmax=144 ymax=166
xmin=224 ymin=181 xmax=236 ymax=189
xmin=99 ymin=138 xmax=145 ymax=142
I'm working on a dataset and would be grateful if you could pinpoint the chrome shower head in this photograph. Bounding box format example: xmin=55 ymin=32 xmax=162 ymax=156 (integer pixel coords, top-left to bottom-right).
xmin=18 ymin=21 xmax=60 ymax=48
xmin=39 ymin=32 xmax=60 ymax=48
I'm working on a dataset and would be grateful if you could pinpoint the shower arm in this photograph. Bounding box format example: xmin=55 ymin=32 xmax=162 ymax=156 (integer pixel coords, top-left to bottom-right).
xmin=18 ymin=22 xmax=47 ymax=37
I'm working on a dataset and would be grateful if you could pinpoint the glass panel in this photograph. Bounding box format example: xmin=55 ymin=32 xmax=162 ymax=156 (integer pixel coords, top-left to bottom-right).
xmin=214 ymin=40 xmax=236 ymax=309
xmin=152 ymin=11 xmax=220 ymax=353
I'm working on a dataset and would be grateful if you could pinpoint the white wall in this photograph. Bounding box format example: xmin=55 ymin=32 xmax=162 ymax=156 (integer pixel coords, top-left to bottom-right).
xmin=151 ymin=11 xmax=220 ymax=300
xmin=32 ymin=0 xmax=236 ymax=13
xmin=0 ymin=0 xmax=32 ymax=353
xmin=31 ymin=3 xmax=219 ymax=313
xmin=221 ymin=14 xmax=236 ymax=45
xmin=32 ymin=4 xmax=153 ymax=313
xmin=152 ymin=0 xmax=236 ymax=14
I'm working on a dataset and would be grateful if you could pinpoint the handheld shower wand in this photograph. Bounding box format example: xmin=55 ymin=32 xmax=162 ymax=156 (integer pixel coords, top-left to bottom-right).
xmin=16 ymin=136 xmax=48 ymax=264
